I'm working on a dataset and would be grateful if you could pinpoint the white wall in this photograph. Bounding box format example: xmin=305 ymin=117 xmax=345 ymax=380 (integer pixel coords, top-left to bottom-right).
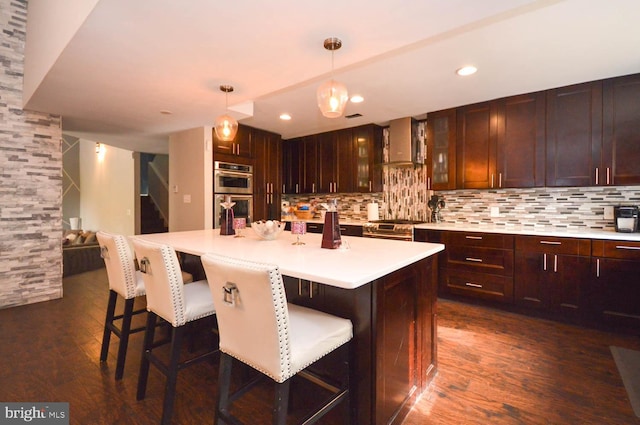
xmin=79 ymin=139 xmax=135 ymax=235
xmin=168 ymin=127 xmax=213 ymax=231
xmin=23 ymin=0 xmax=99 ymax=105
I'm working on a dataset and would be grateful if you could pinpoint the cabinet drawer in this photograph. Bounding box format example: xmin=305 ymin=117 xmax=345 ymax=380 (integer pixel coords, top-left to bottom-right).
xmin=338 ymin=224 xmax=362 ymax=237
xmin=592 ymin=239 xmax=640 ymax=259
xmin=306 ymin=223 xmax=324 ymax=234
xmin=446 ymin=246 xmax=514 ymax=276
xmin=515 ymin=235 xmax=591 ymax=255
xmin=445 ymin=269 xmax=514 ymax=303
xmin=446 ymin=231 xmax=514 ymax=249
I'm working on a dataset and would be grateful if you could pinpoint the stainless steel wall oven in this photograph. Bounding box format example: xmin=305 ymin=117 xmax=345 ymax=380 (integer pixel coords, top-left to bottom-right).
xmin=214 ymin=161 xmax=253 ymax=194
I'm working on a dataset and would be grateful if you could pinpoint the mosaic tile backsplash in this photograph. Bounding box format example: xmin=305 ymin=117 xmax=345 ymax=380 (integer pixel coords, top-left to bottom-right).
xmin=437 ymin=186 xmax=640 ymax=231
xmin=284 ymin=162 xmax=640 ymax=231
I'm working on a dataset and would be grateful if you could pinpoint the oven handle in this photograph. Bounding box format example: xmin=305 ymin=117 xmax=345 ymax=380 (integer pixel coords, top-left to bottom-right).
xmin=215 ymin=170 xmax=253 ymax=178
xmin=216 ymin=195 xmax=253 ymax=201
xmin=362 ymin=233 xmax=412 ymax=241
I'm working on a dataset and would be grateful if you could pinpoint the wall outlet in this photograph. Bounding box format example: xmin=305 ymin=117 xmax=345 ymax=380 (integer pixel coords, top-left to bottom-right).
xmin=352 ymin=204 xmax=360 ymax=213
xmin=490 ymin=206 xmax=500 ymax=217
xmin=604 ymin=206 xmax=614 ymax=220
xmin=183 ymin=194 xmax=191 ymax=204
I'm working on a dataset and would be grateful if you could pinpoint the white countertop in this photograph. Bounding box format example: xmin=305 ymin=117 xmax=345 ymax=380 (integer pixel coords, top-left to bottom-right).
xmin=415 ymin=223 xmax=640 ymax=242
xmin=131 ymin=229 xmax=444 ymax=290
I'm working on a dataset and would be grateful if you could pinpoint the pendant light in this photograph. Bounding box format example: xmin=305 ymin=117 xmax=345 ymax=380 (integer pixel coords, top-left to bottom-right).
xmin=317 ymin=37 xmax=349 ymax=118
xmin=214 ymin=85 xmax=239 ymax=142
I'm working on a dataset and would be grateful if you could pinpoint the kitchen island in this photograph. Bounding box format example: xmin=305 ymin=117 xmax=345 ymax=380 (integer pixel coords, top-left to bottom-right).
xmin=132 ymin=229 xmax=444 ymax=425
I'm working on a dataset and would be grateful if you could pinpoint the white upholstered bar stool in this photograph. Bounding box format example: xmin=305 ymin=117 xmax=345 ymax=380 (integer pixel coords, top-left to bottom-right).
xmin=201 ymin=253 xmax=353 ymax=425
xmin=132 ymin=239 xmax=217 ymax=425
xmin=97 ymin=231 xmax=148 ymax=380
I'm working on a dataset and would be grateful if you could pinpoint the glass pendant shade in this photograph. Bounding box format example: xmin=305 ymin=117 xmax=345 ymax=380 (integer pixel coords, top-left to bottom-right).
xmin=316 ymin=79 xmax=348 ymax=118
xmin=214 ymin=114 xmax=238 ymax=141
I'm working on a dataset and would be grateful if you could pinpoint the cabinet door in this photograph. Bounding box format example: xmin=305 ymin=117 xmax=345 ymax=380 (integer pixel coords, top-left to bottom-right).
xmin=302 ymin=136 xmax=319 ymax=193
xmin=282 ymin=138 xmax=302 ymax=194
xmin=317 ymin=132 xmax=336 ymax=193
xmin=354 ymin=125 xmax=383 ymax=192
xmin=549 ymin=254 xmax=589 ymax=320
xmin=496 ymin=92 xmax=546 ymax=188
xmin=546 ymin=81 xmax=603 ymax=187
xmin=375 ymin=263 xmax=420 ymax=424
xmin=426 ymin=109 xmax=456 ymax=190
xmin=515 ymin=251 xmax=546 ymax=308
xmin=335 ymin=128 xmax=354 ymax=193
xmin=592 ymin=257 xmax=640 ymax=330
xmin=603 ymin=74 xmax=640 ymax=186
xmin=456 ymin=102 xmax=497 ymax=189
xmin=213 ymin=124 xmax=252 ymax=158
xmin=253 ymin=129 xmax=281 ymax=221
xmin=515 ymin=252 xmax=588 ymax=319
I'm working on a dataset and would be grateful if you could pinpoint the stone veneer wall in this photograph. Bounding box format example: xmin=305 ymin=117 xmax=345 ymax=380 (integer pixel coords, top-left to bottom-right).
xmin=0 ymin=0 xmax=64 ymax=308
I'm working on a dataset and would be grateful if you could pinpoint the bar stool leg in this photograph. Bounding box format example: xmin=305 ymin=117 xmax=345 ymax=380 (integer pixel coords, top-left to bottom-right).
xmin=215 ymin=353 xmax=233 ymax=424
xmin=273 ymin=380 xmax=290 ymax=425
xmin=137 ymin=311 xmax=157 ymax=401
xmin=161 ymin=326 xmax=184 ymax=425
xmin=100 ymin=290 xmax=118 ymax=363
xmin=114 ymin=297 xmax=135 ymax=380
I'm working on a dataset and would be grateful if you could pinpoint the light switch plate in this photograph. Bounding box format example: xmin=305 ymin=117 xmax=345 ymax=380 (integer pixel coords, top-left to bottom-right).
xmin=604 ymin=206 xmax=614 ymax=220
xmin=183 ymin=194 xmax=191 ymax=204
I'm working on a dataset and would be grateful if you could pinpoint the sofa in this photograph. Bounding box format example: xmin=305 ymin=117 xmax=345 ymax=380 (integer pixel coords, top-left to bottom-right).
xmin=63 ymin=230 xmax=105 ymax=277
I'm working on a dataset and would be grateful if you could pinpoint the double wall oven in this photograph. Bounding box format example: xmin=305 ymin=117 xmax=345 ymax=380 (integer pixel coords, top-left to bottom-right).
xmin=213 ymin=161 xmax=253 ymax=228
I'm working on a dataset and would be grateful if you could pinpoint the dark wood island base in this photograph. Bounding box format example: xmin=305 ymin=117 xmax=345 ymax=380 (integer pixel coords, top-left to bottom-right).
xmin=284 ymin=256 xmax=438 ymax=425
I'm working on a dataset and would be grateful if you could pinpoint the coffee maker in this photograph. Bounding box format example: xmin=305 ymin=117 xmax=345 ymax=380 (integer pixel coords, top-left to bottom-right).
xmin=614 ymin=206 xmax=639 ymax=233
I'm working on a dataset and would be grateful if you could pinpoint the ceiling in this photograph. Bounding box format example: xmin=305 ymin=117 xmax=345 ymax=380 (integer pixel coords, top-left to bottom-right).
xmin=23 ymin=0 xmax=640 ymax=154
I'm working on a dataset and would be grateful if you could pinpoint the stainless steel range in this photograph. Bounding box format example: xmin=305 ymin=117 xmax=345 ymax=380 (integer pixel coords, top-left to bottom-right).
xmin=362 ymin=220 xmax=425 ymax=241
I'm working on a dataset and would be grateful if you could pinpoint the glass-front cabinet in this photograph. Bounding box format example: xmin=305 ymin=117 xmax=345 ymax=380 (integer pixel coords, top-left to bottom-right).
xmin=426 ymin=109 xmax=456 ymax=190
xmin=354 ymin=124 xmax=383 ymax=193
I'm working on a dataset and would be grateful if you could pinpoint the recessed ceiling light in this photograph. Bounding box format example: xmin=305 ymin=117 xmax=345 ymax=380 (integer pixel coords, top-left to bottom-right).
xmin=350 ymin=95 xmax=364 ymax=103
xmin=279 ymin=113 xmax=292 ymax=121
xmin=456 ymin=66 xmax=477 ymax=76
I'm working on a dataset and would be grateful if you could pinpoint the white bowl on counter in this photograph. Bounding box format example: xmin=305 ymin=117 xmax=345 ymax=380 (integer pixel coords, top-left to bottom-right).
xmin=251 ymin=220 xmax=286 ymax=240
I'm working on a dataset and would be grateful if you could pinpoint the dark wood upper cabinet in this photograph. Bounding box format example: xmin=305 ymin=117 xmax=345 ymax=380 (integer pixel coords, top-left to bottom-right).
xmin=281 ymin=138 xmax=302 ymax=194
xmin=213 ymin=124 xmax=252 ymax=158
xmin=455 ymin=93 xmax=546 ymax=190
xmin=456 ymin=102 xmax=497 ymax=189
xmin=335 ymin=128 xmax=354 ymax=193
xmin=353 ymin=124 xmax=383 ymax=193
xmin=546 ymin=81 xmax=603 ymax=187
xmin=496 ymin=92 xmax=546 ymax=188
xmin=317 ymin=132 xmax=336 ymax=193
xmin=426 ymin=109 xmax=456 ymax=190
xmin=281 ymin=124 xmax=383 ymax=194
xmin=603 ymin=73 xmax=640 ymax=186
xmin=253 ymin=128 xmax=281 ymax=221
xmin=302 ymin=135 xmax=319 ymax=193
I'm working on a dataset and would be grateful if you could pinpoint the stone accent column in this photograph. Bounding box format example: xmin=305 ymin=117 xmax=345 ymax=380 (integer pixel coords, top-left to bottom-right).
xmin=0 ymin=0 xmax=64 ymax=308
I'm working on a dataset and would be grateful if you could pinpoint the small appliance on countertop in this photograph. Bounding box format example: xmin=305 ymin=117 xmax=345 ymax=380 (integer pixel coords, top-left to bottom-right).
xmin=614 ymin=206 xmax=639 ymax=233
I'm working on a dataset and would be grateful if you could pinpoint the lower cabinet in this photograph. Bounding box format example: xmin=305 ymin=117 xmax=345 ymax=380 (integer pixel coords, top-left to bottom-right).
xmin=514 ymin=235 xmax=591 ymax=322
xmin=416 ymin=228 xmax=639 ymax=332
xmin=439 ymin=231 xmax=514 ymax=303
xmin=591 ymin=240 xmax=640 ymax=331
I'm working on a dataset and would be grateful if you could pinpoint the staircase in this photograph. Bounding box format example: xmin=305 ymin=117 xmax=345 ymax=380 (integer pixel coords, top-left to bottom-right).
xmin=141 ymin=195 xmax=168 ymax=234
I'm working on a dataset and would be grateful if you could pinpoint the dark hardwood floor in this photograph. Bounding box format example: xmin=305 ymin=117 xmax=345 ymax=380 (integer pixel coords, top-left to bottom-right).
xmin=1 ymin=268 xmax=639 ymax=424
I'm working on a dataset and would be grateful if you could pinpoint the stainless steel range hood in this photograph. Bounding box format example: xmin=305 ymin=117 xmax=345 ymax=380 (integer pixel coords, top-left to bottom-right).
xmin=385 ymin=117 xmax=425 ymax=166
